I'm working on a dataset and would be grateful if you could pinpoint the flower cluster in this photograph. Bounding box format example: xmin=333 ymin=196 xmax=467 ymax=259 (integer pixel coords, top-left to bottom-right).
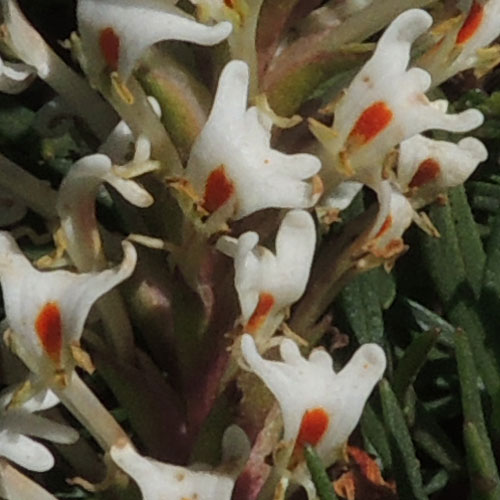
xmin=0 ymin=0 xmax=496 ymax=499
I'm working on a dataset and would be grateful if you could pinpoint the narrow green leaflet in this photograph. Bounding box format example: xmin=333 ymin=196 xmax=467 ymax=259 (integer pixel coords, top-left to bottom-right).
xmin=338 ymin=268 xmax=387 ymax=345
xmin=455 ymin=329 xmax=500 ymax=500
xmin=380 ymin=379 xmax=428 ymax=500
xmin=393 ymin=329 xmax=440 ymax=400
xmin=304 ymin=445 xmax=339 ymax=500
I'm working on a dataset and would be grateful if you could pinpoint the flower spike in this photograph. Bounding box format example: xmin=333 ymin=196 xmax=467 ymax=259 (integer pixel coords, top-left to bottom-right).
xmin=0 ymin=233 xmax=137 ymax=383
xmin=217 ymin=210 xmax=316 ymax=341
xmin=397 ymin=134 xmax=488 ymax=209
xmin=241 ymin=334 xmax=386 ymax=468
xmin=186 ymin=60 xmax=321 ymax=220
xmin=310 ymin=9 xmax=483 ymax=200
xmin=77 ymin=0 xmax=232 ymax=82
xmin=0 ymin=384 xmax=78 ymax=472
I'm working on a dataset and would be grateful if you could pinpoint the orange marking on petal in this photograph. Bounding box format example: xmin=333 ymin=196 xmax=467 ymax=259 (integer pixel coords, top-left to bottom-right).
xmin=375 ymin=215 xmax=393 ymax=238
xmin=224 ymin=0 xmax=235 ymax=7
xmin=348 ymin=101 xmax=393 ymax=146
xmin=246 ymin=292 xmax=275 ymax=333
xmin=99 ymin=27 xmax=120 ymax=71
xmin=35 ymin=302 xmax=62 ymax=363
xmin=203 ymin=165 xmax=235 ymax=213
xmin=296 ymin=407 xmax=330 ymax=448
xmin=456 ymin=1 xmax=484 ymax=45
xmin=409 ymin=158 xmax=441 ymax=188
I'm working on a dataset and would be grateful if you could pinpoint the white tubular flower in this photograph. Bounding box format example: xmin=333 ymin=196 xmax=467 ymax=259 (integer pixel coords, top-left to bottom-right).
xmin=0 ymin=232 xmax=137 ymax=383
xmin=2 ymin=0 xmax=116 ymax=141
xmin=310 ymin=9 xmax=483 ymax=196
xmin=241 ymin=334 xmax=386 ymax=467
xmin=99 ymin=96 xmax=162 ymax=164
xmin=57 ymin=153 xmax=153 ymax=270
xmin=0 ymin=385 xmax=78 ymax=472
xmin=397 ymin=134 xmax=488 ymax=209
xmin=185 ymin=60 xmax=322 ymax=220
xmin=77 ymin=0 xmax=232 ymax=82
xmin=217 ymin=210 xmax=316 ymax=338
xmin=420 ymin=0 xmax=500 ymax=84
xmin=110 ymin=441 xmax=236 ymax=500
xmin=362 ymin=182 xmax=414 ymax=262
xmin=0 ymin=56 xmax=36 ymax=94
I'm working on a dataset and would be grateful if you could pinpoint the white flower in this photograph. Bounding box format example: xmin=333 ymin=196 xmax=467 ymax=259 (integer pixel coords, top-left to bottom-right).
xmin=110 ymin=440 xmax=237 ymax=500
xmin=420 ymin=0 xmax=500 ymax=84
xmin=57 ymin=153 xmax=153 ymax=270
xmin=0 ymin=56 xmax=35 ymax=94
xmin=217 ymin=210 xmax=315 ymax=339
xmin=0 ymin=232 xmax=137 ymax=383
xmin=241 ymin=334 xmax=386 ymax=467
xmin=0 ymin=384 xmax=78 ymax=472
xmin=77 ymin=0 xmax=232 ymax=81
xmin=361 ymin=182 xmax=414 ymax=262
xmin=2 ymin=0 xmax=116 ymax=141
xmin=310 ymin=9 xmax=483 ymax=200
xmin=396 ymin=134 xmax=488 ymax=209
xmin=185 ymin=60 xmax=322 ymax=220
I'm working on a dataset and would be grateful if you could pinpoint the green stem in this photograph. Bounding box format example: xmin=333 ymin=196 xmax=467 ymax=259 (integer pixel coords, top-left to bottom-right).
xmin=0 ymin=153 xmax=57 ymax=219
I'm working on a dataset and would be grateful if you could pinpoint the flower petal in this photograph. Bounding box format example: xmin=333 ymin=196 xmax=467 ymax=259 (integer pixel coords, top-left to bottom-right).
xmin=0 ymin=233 xmax=136 ymax=379
xmin=0 ymin=431 xmax=54 ymax=472
xmin=217 ymin=211 xmax=315 ymax=339
xmin=241 ymin=334 xmax=386 ymax=467
xmin=110 ymin=441 xmax=235 ymax=500
xmin=312 ymin=9 xmax=484 ymax=194
xmin=397 ymin=134 xmax=487 ymax=208
xmin=78 ymin=0 xmax=232 ymax=80
xmin=186 ymin=60 xmax=321 ymax=219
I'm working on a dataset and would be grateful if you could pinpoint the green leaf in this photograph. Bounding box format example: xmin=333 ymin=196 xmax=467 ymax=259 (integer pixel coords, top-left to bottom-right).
xmin=361 ymin=402 xmax=392 ymax=470
xmin=423 ymin=470 xmax=449 ymax=495
xmin=412 ymin=401 xmax=463 ymax=474
xmin=304 ymin=445 xmax=339 ymax=500
xmin=448 ymin=187 xmax=486 ymax=299
xmin=339 ymin=267 xmax=395 ymax=345
xmin=380 ymin=379 xmax=428 ymax=500
xmin=393 ymin=329 xmax=440 ymax=401
xmin=421 ymin=194 xmax=500 ymax=414
xmin=455 ymin=329 xmax=500 ymax=500
xmin=404 ymin=299 xmax=454 ymax=348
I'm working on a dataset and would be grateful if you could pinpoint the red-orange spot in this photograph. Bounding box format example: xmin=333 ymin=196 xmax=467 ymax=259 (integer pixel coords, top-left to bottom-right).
xmin=348 ymin=101 xmax=393 ymax=146
xmin=375 ymin=215 xmax=392 ymax=238
xmin=99 ymin=27 xmax=120 ymax=71
xmin=203 ymin=165 xmax=235 ymax=213
xmin=246 ymin=292 xmax=275 ymax=333
xmin=296 ymin=407 xmax=330 ymax=448
xmin=409 ymin=158 xmax=441 ymax=188
xmin=35 ymin=302 xmax=62 ymax=364
xmin=224 ymin=0 xmax=234 ymax=7
xmin=456 ymin=1 xmax=484 ymax=45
